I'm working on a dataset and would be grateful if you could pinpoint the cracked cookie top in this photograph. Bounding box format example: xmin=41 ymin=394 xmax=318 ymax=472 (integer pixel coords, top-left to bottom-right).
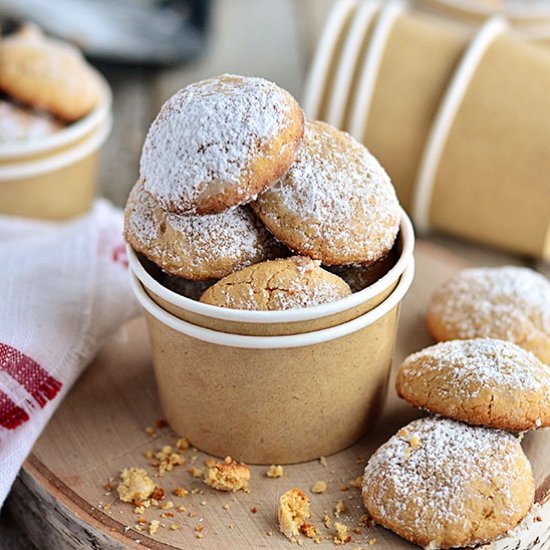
xmin=362 ymin=416 xmax=534 ymax=550
xmin=124 ymin=179 xmax=280 ymax=281
xmin=252 ymin=120 xmax=401 ymax=266
xmin=396 ymin=338 xmax=550 ymax=431
xmin=199 ymin=256 xmax=351 ymax=310
xmin=427 ymin=266 xmax=550 ymax=366
xmin=140 ymin=74 xmax=304 ymax=215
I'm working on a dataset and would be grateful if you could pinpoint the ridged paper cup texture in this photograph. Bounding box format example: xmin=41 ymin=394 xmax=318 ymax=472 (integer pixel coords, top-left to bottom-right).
xmin=128 ymin=209 xmax=414 ymax=336
xmin=0 ymin=72 xmax=112 ymax=220
xmin=130 ymin=260 xmax=415 ymax=464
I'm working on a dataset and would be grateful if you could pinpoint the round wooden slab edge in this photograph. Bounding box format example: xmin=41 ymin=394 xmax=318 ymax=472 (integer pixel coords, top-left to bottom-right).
xmin=9 ymin=241 xmax=550 ymax=550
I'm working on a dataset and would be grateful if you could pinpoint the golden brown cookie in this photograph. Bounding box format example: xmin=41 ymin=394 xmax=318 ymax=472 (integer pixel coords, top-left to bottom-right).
xmin=326 ymin=245 xmax=399 ymax=293
xmin=427 ymin=266 xmax=550 ymax=365
xmin=397 ymin=338 xmax=550 ymax=431
xmin=252 ymin=120 xmax=401 ymax=266
xmin=0 ymin=25 xmax=101 ymax=121
xmin=362 ymin=417 xmax=534 ymax=549
xmin=0 ymin=99 xmax=62 ymax=142
xmin=140 ymin=74 xmax=304 ymax=215
xmin=199 ymin=256 xmax=351 ymax=310
xmin=124 ymin=180 xmax=278 ymax=281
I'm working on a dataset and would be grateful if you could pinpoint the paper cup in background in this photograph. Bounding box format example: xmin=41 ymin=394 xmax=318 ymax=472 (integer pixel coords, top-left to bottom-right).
xmin=304 ymin=0 xmax=550 ymax=260
xmin=128 ymin=209 xmax=414 ymax=337
xmin=130 ymin=260 xmax=414 ymax=464
xmin=418 ymin=0 xmax=550 ymax=43
xmin=0 ymin=72 xmax=112 ymax=220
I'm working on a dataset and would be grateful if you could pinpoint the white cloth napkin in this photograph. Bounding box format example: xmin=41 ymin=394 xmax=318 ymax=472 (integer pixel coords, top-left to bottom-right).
xmin=0 ymin=200 xmax=139 ymax=507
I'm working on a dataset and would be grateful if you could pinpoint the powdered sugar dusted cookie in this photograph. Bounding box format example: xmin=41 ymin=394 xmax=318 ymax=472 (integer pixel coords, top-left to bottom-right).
xmin=0 ymin=99 xmax=62 ymax=142
xmin=0 ymin=25 xmax=101 ymax=121
xmin=427 ymin=266 xmax=550 ymax=365
xmin=200 ymin=256 xmax=351 ymax=310
xmin=140 ymin=74 xmax=304 ymax=215
xmin=252 ymin=120 xmax=401 ymax=266
xmin=397 ymin=339 xmax=550 ymax=431
xmin=362 ymin=417 xmax=534 ymax=549
xmin=124 ymin=180 xmax=279 ymax=281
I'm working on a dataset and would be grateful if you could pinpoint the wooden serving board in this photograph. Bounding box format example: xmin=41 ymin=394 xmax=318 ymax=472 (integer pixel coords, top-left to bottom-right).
xmin=8 ymin=242 xmax=550 ymax=550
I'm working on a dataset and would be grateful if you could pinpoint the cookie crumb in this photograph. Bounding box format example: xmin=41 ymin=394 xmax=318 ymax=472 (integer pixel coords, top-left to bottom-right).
xmin=350 ymin=476 xmax=362 ymax=489
xmin=278 ymin=488 xmax=311 ymax=540
xmin=319 ymin=456 xmax=328 ymax=467
xmin=173 ymin=487 xmax=189 ymax=497
xmin=266 ymin=464 xmax=284 ymax=478
xmin=117 ymin=467 xmax=156 ymax=503
xmin=368 ymin=538 xmax=377 ymax=546
xmin=334 ymin=522 xmax=351 ymax=545
xmin=204 ymin=457 xmax=250 ymax=492
xmin=223 ymin=504 xmax=230 ymax=510
xmin=334 ymin=500 xmax=346 ymax=517
xmin=188 ymin=466 xmax=204 ymax=479
xmin=409 ymin=434 xmax=421 ymax=448
xmin=311 ymin=480 xmax=327 ymax=494
xmin=148 ymin=520 xmax=160 ymax=535
xmin=300 ymin=523 xmax=318 ymax=538
xmin=170 ymin=523 xmax=180 ymax=531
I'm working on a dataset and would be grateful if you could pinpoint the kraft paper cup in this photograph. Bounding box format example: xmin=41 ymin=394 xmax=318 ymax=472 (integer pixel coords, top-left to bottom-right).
xmin=130 ymin=259 xmax=415 ymax=464
xmin=305 ymin=2 xmax=550 ymax=259
xmin=0 ymin=72 xmax=112 ymax=220
xmin=128 ymin=208 xmax=414 ymax=337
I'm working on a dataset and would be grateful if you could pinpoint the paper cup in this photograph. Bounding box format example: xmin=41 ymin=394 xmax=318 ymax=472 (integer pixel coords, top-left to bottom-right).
xmin=304 ymin=3 xmax=550 ymax=260
xmin=130 ymin=259 xmax=415 ymax=464
xmin=128 ymin=208 xmax=414 ymax=336
xmin=0 ymin=72 xmax=112 ymax=220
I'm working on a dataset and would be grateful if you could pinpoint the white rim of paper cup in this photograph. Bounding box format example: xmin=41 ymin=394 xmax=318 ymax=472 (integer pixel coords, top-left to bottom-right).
xmin=128 ymin=207 xmax=414 ymax=325
xmin=325 ymin=0 xmax=381 ymax=128
xmin=130 ymin=259 xmax=415 ymax=349
xmin=348 ymin=0 xmax=407 ymax=141
xmin=302 ymin=0 xmax=359 ymax=119
xmin=0 ymin=71 xmax=112 ymax=160
xmin=0 ymin=113 xmax=112 ymax=181
xmin=429 ymin=0 xmax=550 ymax=21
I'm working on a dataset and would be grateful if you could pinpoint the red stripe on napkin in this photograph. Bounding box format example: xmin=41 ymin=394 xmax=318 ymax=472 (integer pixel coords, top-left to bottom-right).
xmin=0 ymin=390 xmax=29 ymax=429
xmin=0 ymin=344 xmax=62 ymax=409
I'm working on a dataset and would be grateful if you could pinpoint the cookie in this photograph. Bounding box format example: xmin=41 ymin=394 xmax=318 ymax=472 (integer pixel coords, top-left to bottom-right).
xmin=397 ymin=339 xmax=550 ymax=431
xmin=140 ymin=74 xmax=304 ymax=215
xmin=327 ymin=245 xmax=399 ymax=293
xmin=199 ymin=256 xmax=351 ymax=310
xmin=0 ymin=25 xmax=101 ymax=121
xmin=427 ymin=266 xmax=550 ymax=365
xmin=0 ymin=99 xmax=62 ymax=142
xmin=124 ymin=180 xmax=278 ymax=281
xmin=362 ymin=417 xmax=534 ymax=549
xmin=252 ymin=120 xmax=401 ymax=266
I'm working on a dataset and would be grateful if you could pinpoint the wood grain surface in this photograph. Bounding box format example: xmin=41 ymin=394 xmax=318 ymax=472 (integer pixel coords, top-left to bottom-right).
xmin=6 ymin=242 xmax=550 ymax=550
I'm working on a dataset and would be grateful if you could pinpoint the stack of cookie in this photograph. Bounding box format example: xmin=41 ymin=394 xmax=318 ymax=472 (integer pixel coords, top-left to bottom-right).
xmin=124 ymin=74 xmax=402 ymax=311
xmin=362 ymin=267 xmax=550 ymax=549
xmin=0 ymin=24 xmax=101 ymax=142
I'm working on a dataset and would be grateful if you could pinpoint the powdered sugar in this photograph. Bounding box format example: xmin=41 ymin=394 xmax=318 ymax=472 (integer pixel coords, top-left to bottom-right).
xmin=363 ymin=417 xmax=533 ymax=549
xmin=253 ymin=120 xmax=400 ymax=265
xmin=0 ymin=99 xmax=62 ymax=142
xmin=140 ymin=74 xmax=295 ymax=214
xmin=124 ymin=180 xmax=276 ymax=280
xmin=401 ymin=338 xmax=550 ymax=399
xmin=429 ymin=267 xmax=550 ymax=341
